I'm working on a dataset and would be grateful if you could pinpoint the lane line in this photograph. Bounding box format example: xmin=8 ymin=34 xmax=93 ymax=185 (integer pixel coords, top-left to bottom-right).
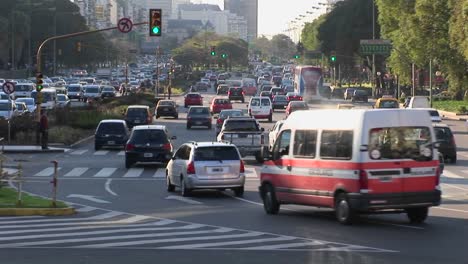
xmin=64 ymin=167 xmax=88 ymax=177
xmin=165 ymin=195 xmax=203 ymax=205
xmin=105 ymin=179 xmax=118 ymax=196
xmin=75 ymin=206 xmax=96 ymax=213
xmin=94 ymin=168 xmax=117 ymax=178
xmin=153 ymin=169 xmax=166 ymax=178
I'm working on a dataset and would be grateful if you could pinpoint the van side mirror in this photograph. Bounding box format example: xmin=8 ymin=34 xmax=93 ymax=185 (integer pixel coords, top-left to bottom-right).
xmin=261 ymin=146 xmax=272 ymax=161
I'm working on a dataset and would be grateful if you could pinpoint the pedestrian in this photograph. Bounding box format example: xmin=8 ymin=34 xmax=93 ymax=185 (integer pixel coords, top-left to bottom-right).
xmin=40 ymin=110 xmax=49 ymax=150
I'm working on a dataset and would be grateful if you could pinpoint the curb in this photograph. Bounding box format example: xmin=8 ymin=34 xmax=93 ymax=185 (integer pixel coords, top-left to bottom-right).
xmin=3 ymin=148 xmax=65 ymax=154
xmin=0 ymin=207 xmax=76 ymax=216
xmin=438 ymin=110 xmax=468 ymax=122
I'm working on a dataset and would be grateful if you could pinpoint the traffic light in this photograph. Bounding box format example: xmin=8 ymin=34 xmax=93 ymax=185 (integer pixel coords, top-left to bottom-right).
xmin=76 ymin=41 xmax=81 ymax=52
xmin=36 ymin=72 xmax=43 ymax=92
xmin=210 ymin=46 xmax=216 ymax=56
xmin=149 ymin=9 xmax=162 ymax=36
xmin=330 ymin=51 xmax=336 ymax=63
xmin=221 ymin=53 xmax=228 ymax=59
xmin=293 ymin=54 xmax=300 ymax=59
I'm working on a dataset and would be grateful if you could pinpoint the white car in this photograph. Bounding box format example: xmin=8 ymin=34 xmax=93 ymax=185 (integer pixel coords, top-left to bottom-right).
xmin=0 ymin=100 xmax=18 ymax=120
xmin=248 ymin=96 xmax=273 ymax=122
xmin=15 ymin=98 xmax=36 ymax=113
xmin=268 ymin=120 xmax=285 ymax=151
xmin=422 ymin=108 xmax=442 ymax=122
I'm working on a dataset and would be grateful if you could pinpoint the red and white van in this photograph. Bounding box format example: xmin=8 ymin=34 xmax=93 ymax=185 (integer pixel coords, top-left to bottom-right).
xmin=259 ymin=109 xmax=441 ymax=224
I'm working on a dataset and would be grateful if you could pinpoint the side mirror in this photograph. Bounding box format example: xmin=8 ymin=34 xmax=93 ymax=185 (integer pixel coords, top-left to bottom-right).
xmin=171 ymin=136 xmax=177 ymax=140
xmin=261 ymin=146 xmax=272 ymax=161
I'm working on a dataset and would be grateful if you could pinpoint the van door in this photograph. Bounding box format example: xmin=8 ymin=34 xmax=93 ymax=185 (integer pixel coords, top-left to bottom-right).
xmin=264 ymin=130 xmax=291 ymax=202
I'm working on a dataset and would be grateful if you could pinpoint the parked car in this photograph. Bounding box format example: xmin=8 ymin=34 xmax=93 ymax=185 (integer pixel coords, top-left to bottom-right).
xmin=184 ymin=93 xmax=203 ymax=108
xmin=228 ymin=87 xmax=245 ymax=103
xmin=101 ymin=86 xmax=116 ymax=98
xmin=285 ymin=92 xmax=303 ymax=102
xmin=124 ymin=105 xmax=153 ymax=128
xmin=186 ymin=106 xmax=212 ymax=129
xmin=215 ymin=109 xmax=244 ymax=135
xmin=272 ymin=95 xmax=289 ymax=111
xmin=166 ymin=141 xmax=245 ymax=197
xmin=155 ymin=100 xmax=178 ymax=119
xmin=351 ymin=90 xmax=368 ymax=102
xmin=433 ymin=123 xmax=457 ymax=163
xmin=124 ymin=125 xmax=176 ymax=168
xmin=285 ymin=101 xmax=309 ymax=118
xmin=94 ymin=119 xmax=129 ymax=150
xmin=210 ymin=97 xmax=232 ymax=114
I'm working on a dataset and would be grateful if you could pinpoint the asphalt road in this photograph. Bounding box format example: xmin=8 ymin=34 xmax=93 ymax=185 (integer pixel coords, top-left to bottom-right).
xmin=2 ymin=87 xmax=468 ymax=264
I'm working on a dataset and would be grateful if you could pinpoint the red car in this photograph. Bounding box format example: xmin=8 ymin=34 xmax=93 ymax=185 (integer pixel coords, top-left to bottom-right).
xmin=184 ymin=93 xmax=203 ymax=107
xmin=285 ymin=101 xmax=309 ymax=118
xmin=210 ymin=97 xmax=232 ymax=114
xmin=286 ymin=92 xmax=303 ymax=101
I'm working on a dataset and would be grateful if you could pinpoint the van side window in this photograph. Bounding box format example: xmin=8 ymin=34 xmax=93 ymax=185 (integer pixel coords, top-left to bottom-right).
xmin=272 ymin=130 xmax=291 ymax=160
xmin=293 ymin=130 xmax=317 ymax=158
xmin=320 ymin=130 xmax=353 ymax=160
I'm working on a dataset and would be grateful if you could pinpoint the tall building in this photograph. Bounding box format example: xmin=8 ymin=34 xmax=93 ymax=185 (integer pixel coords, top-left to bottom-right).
xmin=224 ymin=0 xmax=257 ymax=42
xmin=171 ymin=0 xmax=190 ymax=18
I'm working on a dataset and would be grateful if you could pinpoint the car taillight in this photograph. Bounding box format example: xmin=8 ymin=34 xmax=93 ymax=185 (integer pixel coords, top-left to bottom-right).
xmin=125 ymin=143 xmax=135 ymax=151
xmin=228 ymin=91 xmax=232 ymax=95
xmin=239 ymin=160 xmax=245 ymax=173
xmin=435 ymin=167 xmax=441 ymax=186
xmin=187 ymin=161 xmax=196 ymax=174
xmin=163 ymin=143 xmax=172 ymax=151
xmin=242 ymin=90 xmax=245 ymax=95
xmin=359 ymin=170 xmax=368 ymax=190
xmin=217 ymin=118 xmax=223 ymax=124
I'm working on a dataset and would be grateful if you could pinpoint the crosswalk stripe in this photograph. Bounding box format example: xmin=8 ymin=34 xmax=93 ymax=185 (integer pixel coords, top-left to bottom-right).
xmin=161 ymin=236 xmax=296 ymax=249
xmin=64 ymin=167 xmax=89 ymax=177
xmin=461 ymin=170 xmax=468 ymax=176
xmin=94 ymin=150 xmax=109 ymax=156
xmin=153 ymin=169 xmax=166 ymax=178
xmin=443 ymin=171 xmax=464 ymax=179
xmin=1 ymin=228 xmax=227 ymax=248
xmin=34 ymin=167 xmax=61 ymax=177
xmin=458 ymin=151 xmax=468 ymax=158
xmin=244 ymin=168 xmax=257 ymax=178
xmin=123 ymin=168 xmax=144 ymax=178
xmin=117 ymin=151 xmax=125 ymax=156
xmin=0 ymin=211 xmax=122 ymax=225
xmin=70 ymin=150 xmax=87 ymax=155
xmin=76 ymin=229 xmax=258 ymax=248
xmin=242 ymin=240 xmax=325 ymax=250
xmin=94 ymin=168 xmax=117 ymax=177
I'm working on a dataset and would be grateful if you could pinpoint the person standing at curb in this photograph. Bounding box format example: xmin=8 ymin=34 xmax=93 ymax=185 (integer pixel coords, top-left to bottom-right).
xmin=40 ymin=110 xmax=49 ymax=150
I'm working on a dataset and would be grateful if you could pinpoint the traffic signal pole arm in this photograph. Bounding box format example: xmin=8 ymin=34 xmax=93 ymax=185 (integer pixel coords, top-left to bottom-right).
xmin=34 ymin=21 xmax=148 ymax=122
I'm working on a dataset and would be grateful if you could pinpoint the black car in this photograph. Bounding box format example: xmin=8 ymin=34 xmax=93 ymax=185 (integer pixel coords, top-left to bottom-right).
xmin=433 ymin=123 xmax=457 ymax=163
xmin=228 ymin=87 xmax=245 ymax=103
xmin=124 ymin=105 xmax=152 ymax=128
xmin=272 ymin=95 xmax=289 ymax=110
xmin=124 ymin=125 xmax=176 ymax=168
xmin=195 ymin=82 xmax=209 ymax=92
xmin=217 ymin=84 xmax=229 ymax=95
xmin=155 ymin=100 xmax=178 ymax=119
xmin=351 ymin=90 xmax=368 ymax=102
xmin=94 ymin=120 xmax=129 ymax=150
xmin=270 ymin=87 xmax=285 ymax=96
xmin=260 ymin=91 xmax=273 ymax=100
xmin=186 ymin=106 xmax=212 ymax=129
xmin=101 ymin=86 xmax=116 ymax=98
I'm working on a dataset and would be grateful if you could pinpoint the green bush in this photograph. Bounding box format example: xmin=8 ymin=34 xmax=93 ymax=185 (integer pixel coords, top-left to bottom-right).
xmin=399 ymin=97 xmax=406 ymax=103
xmin=458 ymin=106 xmax=467 ymax=114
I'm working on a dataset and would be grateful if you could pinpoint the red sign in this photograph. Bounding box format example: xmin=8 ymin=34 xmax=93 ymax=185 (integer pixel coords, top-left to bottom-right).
xmin=118 ymin=18 xmax=133 ymax=33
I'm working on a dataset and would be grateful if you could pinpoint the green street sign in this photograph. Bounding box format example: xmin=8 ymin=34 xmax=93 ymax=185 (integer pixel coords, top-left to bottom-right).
xmin=360 ymin=39 xmax=392 ymax=55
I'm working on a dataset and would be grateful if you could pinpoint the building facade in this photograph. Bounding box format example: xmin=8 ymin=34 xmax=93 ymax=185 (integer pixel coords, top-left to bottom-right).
xmin=223 ymin=0 xmax=257 ymax=42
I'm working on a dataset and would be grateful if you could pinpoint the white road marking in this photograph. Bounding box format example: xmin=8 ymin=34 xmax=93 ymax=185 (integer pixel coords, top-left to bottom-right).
xmin=434 ymin=207 xmax=468 ymax=214
xmin=70 ymin=150 xmax=87 ymax=155
xmin=0 ymin=211 xmax=122 ymax=225
xmin=442 ymin=171 xmax=464 ymax=179
xmin=458 ymin=151 xmax=468 ymax=158
xmin=94 ymin=168 xmax=117 ymax=177
xmin=67 ymin=194 xmax=111 ymax=204
xmin=117 ymin=151 xmax=125 ymax=156
xmin=75 ymin=206 xmax=96 ymax=213
xmin=34 ymin=167 xmax=61 ymax=177
xmin=442 ymin=183 xmax=468 ymax=192
xmin=64 ymin=167 xmax=88 ymax=177
xmin=241 ymin=240 xmax=325 ymax=250
xmin=105 ymin=179 xmax=117 ymax=196
xmin=2 ymin=228 xmax=230 ymax=248
xmin=462 ymin=170 xmax=468 ymax=176
xmin=244 ymin=168 xmax=257 ymax=178
xmin=153 ymin=169 xmax=166 ymax=178
xmin=161 ymin=235 xmax=295 ymax=249
xmin=93 ymin=150 xmax=109 ymax=156
xmin=165 ymin=195 xmax=203 ymax=205
xmin=123 ymin=168 xmax=144 ymax=178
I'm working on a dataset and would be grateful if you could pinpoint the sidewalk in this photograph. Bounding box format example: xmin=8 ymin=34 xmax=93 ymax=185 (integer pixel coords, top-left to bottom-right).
xmin=438 ymin=110 xmax=468 ymax=122
xmin=2 ymin=145 xmax=68 ymax=154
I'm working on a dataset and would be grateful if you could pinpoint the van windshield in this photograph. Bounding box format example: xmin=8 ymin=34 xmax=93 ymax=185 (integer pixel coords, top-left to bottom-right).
xmin=368 ymin=127 xmax=432 ymax=161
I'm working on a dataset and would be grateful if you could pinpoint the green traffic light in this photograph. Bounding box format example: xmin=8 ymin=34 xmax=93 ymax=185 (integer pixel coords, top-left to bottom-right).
xmin=331 ymin=56 xmax=336 ymax=62
xmin=211 ymin=51 xmax=216 ymax=56
xmin=294 ymin=55 xmax=300 ymax=59
xmin=222 ymin=54 xmax=227 ymax=58
xmin=152 ymin=26 xmax=160 ymax=34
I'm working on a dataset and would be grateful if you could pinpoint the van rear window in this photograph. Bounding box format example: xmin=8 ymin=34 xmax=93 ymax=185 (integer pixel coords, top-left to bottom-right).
xmin=320 ymin=130 xmax=353 ymax=160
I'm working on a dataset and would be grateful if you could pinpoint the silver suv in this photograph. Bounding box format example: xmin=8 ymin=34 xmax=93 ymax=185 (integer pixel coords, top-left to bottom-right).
xmin=166 ymin=142 xmax=245 ymax=197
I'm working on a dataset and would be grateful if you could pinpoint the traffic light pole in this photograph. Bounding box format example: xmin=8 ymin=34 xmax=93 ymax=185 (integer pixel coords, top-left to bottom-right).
xmin=34 ymin=22 xmax=148 ymax=145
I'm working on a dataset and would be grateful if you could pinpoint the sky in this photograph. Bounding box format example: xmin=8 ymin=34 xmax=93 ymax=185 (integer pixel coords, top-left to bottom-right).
xmin=191 ymin=0 xmax=328 ymax=38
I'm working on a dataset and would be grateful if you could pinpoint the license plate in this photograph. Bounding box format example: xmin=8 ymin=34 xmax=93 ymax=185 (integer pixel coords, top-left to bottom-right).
xmin=195 ymin=121 xmax=202 ymax=125
xmin=144 ymin=153 xmax=153 ymax=158
xmin=107 ymin=141 xmax=115 ymax=145
xmin=163 ymin=108 xmax=168 ymax=111
xmin=134 ymin=120 xmax=141 ymax=123
xmin=209 ymin=167 xmax=224 ymax=173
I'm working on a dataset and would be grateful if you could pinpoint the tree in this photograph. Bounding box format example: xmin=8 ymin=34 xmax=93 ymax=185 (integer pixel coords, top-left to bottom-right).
xmin=301 ymin=14 xmax=326 ymax=51
xmin=270 ymin=34 xmax=296 ymax=61
xmin=250 ymin=35 xmax=271 ymax=59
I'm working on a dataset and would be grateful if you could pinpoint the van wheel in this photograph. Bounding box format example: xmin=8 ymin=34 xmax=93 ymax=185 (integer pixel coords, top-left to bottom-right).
xmin=406 ymin=207 xmax=428 ymax=224
xmin=335 ymin=193 xmax=356 ymax=225
xmin=181 ymin=177 xmax=191 ymax=197
xmin=166 ymin=173 xmax=175 ymax=192
xmin=268 ymin=114 xmax=273 ymax=122
xmin=263 ymin=184 xmax=280 ymax=214
xmin=255 ymin=151 xmax=264 ymax=163
xmin=233 ymin=186 xmax=244 ymax=197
